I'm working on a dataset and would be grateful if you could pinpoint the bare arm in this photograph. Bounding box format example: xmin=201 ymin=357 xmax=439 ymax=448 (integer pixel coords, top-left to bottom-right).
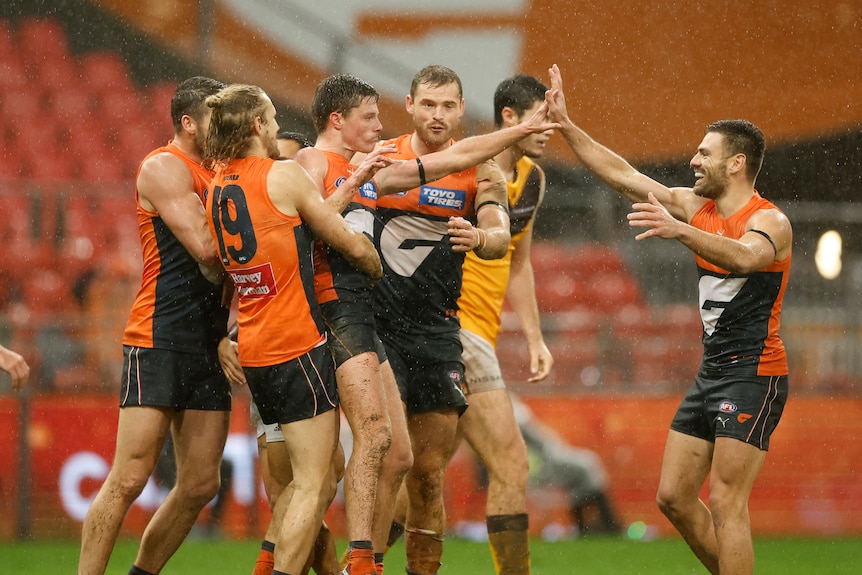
xmin=629 ymin=193 xmax=792 ymax=273
xmin=269 ymin=161 xmax=382 ymax=281
xmin=137 ymin=152 xmax=221 ymax=267
xmin=507 ymin=171 xmax=553 ymax=382
xmin=0 ymin=345 xmax=29 ymax=390
xmin=546 ymin=64 xmax=703 ymax=222
xmin=448 ymin=160 xmax=511 ymax=260
xmin=375 ymin=103 xmax=559 ymax=195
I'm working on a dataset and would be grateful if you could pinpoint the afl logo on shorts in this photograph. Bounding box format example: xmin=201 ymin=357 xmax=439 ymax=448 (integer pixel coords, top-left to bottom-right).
xmin=447 ymin=370 xmax=462 ymax=384
xmin=718 ymin=401 xmax=738 ymax=413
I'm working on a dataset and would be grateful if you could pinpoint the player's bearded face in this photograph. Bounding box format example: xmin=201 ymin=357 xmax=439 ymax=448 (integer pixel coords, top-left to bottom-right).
xmin=410 ymin=82 xmax=463 ymax=148
xmin=691 ymin=133 xmax=731 ymax=200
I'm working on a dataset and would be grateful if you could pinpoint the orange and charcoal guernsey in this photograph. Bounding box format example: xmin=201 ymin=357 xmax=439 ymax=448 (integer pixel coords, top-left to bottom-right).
xmin=312 ymin=150 xmax=380 ymax=306
xmin=122 ymin=142 xmax=227 ymax=353
xmin=374 ymin=134 xmax=478 ymax=336
xmin=691 ymin=192 xmax=791 ymax=377
xmin=207 ymin=156 xmax=326 ymax=367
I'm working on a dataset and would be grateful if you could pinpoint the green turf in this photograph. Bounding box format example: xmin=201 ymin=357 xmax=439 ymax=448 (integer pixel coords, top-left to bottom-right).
xmin=1 ymin=536 xmax=860 ymax=574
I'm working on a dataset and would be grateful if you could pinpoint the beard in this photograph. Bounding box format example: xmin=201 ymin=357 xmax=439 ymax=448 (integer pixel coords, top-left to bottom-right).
xmin=693 ymin=170 xmax=729 ymax=200
xmin=264 ymin=133 xmax=281 ymax=160
xmin=416 ymin=123 xmax=452 ymax=149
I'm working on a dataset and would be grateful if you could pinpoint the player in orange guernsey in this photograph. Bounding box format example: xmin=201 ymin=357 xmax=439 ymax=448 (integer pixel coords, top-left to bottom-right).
xmin=218 ymin=129 xmax=344 ymax=575
xmin=78 ymin=76 xmax=233 ymax=575
xmin=203 ymin=84 xmax=381 ymax=575
xmin=295 ymin=73 xmax=557 ymax=575
xmin=372 ymin=65 xmax=512 ymax=575
xmin=546 ymin=65 xmax=792 ymax=575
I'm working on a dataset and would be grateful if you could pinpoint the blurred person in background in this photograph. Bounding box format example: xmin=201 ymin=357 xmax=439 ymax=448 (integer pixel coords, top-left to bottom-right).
xmin=0 ymin=343 xmax=29 ymax=389
xmin=546 ymin=64 xmax=791 ymax=575
xmin=510 ymin=396 xmax=621 ymax=537
xmin=78 ymin=76 xmax=233 ymax=575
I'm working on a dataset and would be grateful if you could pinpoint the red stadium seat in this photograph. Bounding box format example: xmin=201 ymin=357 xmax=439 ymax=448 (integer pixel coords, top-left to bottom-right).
xmin=0 ymin=58 xmax=27 ymax=90
xmin=0 ymin=145 xmax=25 ymax=178
xmin=535 ymin=269 xmax=590 ymax=313
xmin=50 ymin=89 xmax=97 ymax=127
xmin=530 ymin=241 xmax=571 ymax=274
xmin=80 ymin=51 xmax=133 ymax=95
xmin=0 ymin=19 xmax=15 ymax=57
xmin=584 ymin=272 xmax=643 ymax=313
xmin=79 ymin=153 xmax=127 ymax=183
xmin=1 ymin=89 xmax=43 ymax=126
xmin=21 ymin=268 xmax=71 ymax=314
xmin=146 ymin=81 xmax=179 ymax=140
xmin=32 ymin=55 xmax=80 ymax=90
xmin=16 ymin=16 xmax=69 ymax=64
xmin=570 ymin=243 xmax=628 ymax=276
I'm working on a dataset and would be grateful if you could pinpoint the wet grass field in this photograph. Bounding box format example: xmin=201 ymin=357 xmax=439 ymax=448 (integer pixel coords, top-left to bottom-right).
xmin=3 ymin=536 xmax=861 ymax=574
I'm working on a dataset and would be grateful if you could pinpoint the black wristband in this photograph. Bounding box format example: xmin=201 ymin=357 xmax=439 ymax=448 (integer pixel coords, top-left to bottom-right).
xmin=416 ymin=157 xmax=427 ymax=185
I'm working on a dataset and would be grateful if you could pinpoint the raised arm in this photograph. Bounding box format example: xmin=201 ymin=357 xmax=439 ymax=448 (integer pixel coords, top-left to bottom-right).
xmin=546 ymin=64 xmax=700 ymax=222
xmin=375 ymin=103 xmax=559 ymax=195
xmin=270 ymin=161 xmax=382 ymax=281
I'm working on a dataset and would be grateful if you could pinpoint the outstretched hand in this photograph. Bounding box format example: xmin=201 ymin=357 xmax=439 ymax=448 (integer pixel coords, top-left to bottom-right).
xmin=545 ymin=64 xmax=570 ymax=124
xmin=523 ymin=100 xmax=561 ymax=134
xmin=351 ymin=144 xmax=397 ymax=185
xmin=628 ymin=192 xmax=681 ymax=241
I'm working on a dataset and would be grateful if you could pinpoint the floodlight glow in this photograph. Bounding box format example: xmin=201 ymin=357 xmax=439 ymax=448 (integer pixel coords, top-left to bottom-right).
xmin=814 ymin=230 xmax=842 ymax=280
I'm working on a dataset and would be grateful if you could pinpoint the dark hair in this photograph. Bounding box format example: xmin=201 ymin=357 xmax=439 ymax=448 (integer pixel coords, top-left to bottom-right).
xmin=170 ymin=76 xmax=225 ymax=132
xmin=203 ymin=84 xmax=270 ymax=166
xmin=277 ymin=131 xmax=313 ymax=149
xmin=311 ymin=74 xmax=379 ymax=134
xmin=705 ymin=119 xmax=766 ymax=182
xmin=493 ymin=75 xmax=547 ymax=129
xmin=410 ymin=65 xmax=463 ymax=100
